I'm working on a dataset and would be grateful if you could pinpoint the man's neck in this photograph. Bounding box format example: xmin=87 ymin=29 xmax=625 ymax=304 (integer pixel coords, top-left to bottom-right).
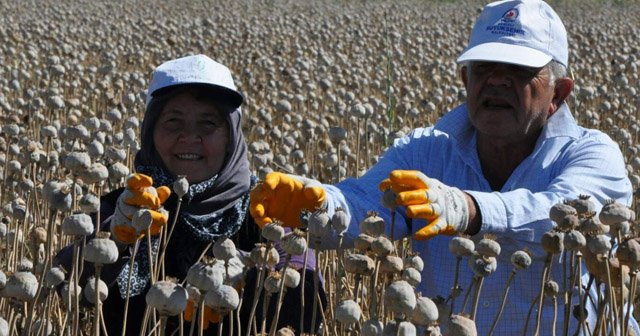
xmin=476 ymin=132 xmax=540 ymax=191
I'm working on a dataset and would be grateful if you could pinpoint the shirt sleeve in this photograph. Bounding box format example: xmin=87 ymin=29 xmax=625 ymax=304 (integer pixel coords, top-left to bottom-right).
xmin=468 ymin=133 xmax=631 ymax=243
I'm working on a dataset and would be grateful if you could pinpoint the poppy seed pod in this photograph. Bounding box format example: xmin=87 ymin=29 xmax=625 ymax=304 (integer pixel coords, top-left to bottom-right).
xmin=411 ymin=296 xmax=439 ymax=326
xmin=79 ymin=192 xmax=100 ymax=214
xmin=186 ymin=259 xmax=223 ymax=292
xmin=84 ymin=232 xmax=119 ymax=265
xmin=544 ymin=280 xmax=560 ymax=297
xmin=587 ymin=234 xmax=612 ymax=255
xmin=449 ymin=236 xmax=475 ymax=257
xmin=308 ymin=208 xmax=331 ymax=237
xmin=469 ymin=254 xmax=498 ymax=277
xmin=79 ymin=163 xmax=109 ymax=184
xmin=331 ymin=207 xmax=350 ymax=234
xmin=380 ymin=255 xmax=404 ymax=274
xmin=371 ymin=236 xmax=395 ymax=257
xmin=475 ymin=236 xmax=501 ymax=258
xmin=335 ymin=299 xmax=361 ymax=325
xmin=564 ymin=230 xmax=587 ymax=252
xmin=44 ymin=267 xmax=66 ymax=288
xmin=344 ymin=253 xmax=375 ymax=275
xmin=571 ymin=195 xmax=596 ymax=215
xmin=173 ymin=176 xmax=189 ymax=198
xmin=61 ymin=213 xmax=94 ymax=236
xmin=402 ymin=267 xmax=422 ymax=287
xmin=250 ymin=243 xmax=268 ymax=267
xmin=262 ymin=221 xmax=285 ymax=242
xmin=382 ymin=320 xmax=416 ymax=336
xmin=549 ymin=202 xmax=577 ymax=224
xmin=404 ymin=254 xmax=424 ymax=272
xmin=360 ymin=211 xmax=386 ymax=237
xmin=30 ymin=227 xmax=47 ymax=245
xmin=384 ymin=280 xmax=417 ymax=315
xmin=599 ymin=199 xmax=635 ymax=225
xmin=281 ymin=229 xmax=307 ymax=256
xmin=541 ymin=230 xmax=564 ymax=254
xmin=616 ymin=238 xmax=640 ymax=270
xmin=63 ymin=151 xmax=91 ymax=173
xmin=132 ymin=209 xmax=153 ymax=233
xmin=264 ymin=272 xmax=282 ymax=294
xmin=447 ymin=314 xmax=477 ymax=336
xmin=275 ymin=327 xmax=295 ymax=336
xmin=579 ymin=216 xmax=608 ymax=235
xmin=2 ymin=271 xmax=38 ymax=302
xmin=361 ymin=319 xmax=384 ymax=336
xmin=0 ymin=317 xmax=9 ymax=336
xmin=84 ymin=276 xmax=108 ymax=304
xmin=213 ymin=236 xmax=237 ymax=262
xmin=557 ymin=214 xmax=580 ymax=231
xmin=354 ymin=233 xmax=375 ymax=252
xmin=108 ymin=162 xmax=130 ymax=182
xmin=146 ymin=280 xmax=189 ymax=316
xmin=510 ymin=250 xmax=532 ymax=270
xmin=381 ymin=188 xmax=398 ymax=210
xmin=283 ymin=267 xmax=301 ymax=288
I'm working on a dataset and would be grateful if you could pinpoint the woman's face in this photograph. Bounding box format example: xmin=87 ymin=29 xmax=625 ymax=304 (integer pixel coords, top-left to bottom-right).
xmin=153 ymin=91 xmax=229 ymax=183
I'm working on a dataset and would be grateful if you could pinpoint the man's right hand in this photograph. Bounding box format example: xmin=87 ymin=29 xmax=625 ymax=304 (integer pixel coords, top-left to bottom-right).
xmin=249 ymin=172 xmax=326 ymax=228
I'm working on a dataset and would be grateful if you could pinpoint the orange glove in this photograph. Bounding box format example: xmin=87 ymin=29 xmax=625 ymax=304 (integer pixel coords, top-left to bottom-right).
xmin=250 ymin=172 xmax=325 ymax=228
xmin=110 ymin=173 xmax=171 ymax=244
xmin=379 ymin=170 xmax=469 ymax=240
xmin=184 ymin=299 xmax=220 ymax=330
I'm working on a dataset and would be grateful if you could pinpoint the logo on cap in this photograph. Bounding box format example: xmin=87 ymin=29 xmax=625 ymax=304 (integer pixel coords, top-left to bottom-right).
xmin=502 ymin=8 xmax=519 ymax=22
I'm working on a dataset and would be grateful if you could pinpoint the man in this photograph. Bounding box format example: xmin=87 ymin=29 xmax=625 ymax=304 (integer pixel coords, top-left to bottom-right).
xmin=251 ymin=0 xmax=633 ymax=334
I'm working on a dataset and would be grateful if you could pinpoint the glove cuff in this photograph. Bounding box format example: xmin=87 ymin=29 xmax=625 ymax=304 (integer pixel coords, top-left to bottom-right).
xmin=445 ymin=186 xmax=470 ymax=234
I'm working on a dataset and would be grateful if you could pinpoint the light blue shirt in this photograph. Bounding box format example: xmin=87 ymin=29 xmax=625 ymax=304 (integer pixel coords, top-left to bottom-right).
xmin=324 ymin=103 xmax=633 ymax=335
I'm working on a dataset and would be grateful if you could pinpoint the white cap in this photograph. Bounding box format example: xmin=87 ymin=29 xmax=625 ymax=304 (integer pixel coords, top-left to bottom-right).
xmin=457 ymin=0 xmax=568 ymax=68
xmin=146 ymin=54 xmax=243 ymax=108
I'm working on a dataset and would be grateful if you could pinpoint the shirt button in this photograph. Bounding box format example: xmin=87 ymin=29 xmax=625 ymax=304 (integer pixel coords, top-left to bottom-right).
xmin=483 ymin=300 xmax=490 ymax=308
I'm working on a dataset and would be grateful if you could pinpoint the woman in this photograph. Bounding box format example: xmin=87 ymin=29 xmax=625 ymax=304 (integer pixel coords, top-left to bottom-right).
xmin=57 ymin=54 xmax=324 ymax=335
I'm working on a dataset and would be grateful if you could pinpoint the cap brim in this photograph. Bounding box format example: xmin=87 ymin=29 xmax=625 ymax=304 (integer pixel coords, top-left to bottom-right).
xmin=151 ymin=83 xmax=244 ymax=110
xmin=456 ymin=42 xmax=552 ymax=68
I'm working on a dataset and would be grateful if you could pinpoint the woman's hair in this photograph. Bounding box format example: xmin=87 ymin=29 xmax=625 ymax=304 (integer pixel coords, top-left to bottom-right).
xmin=139 ymin=84 xmax=237 ymax=171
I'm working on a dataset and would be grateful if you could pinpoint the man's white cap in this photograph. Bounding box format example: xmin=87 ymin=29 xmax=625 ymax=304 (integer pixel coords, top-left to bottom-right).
xmin=457 ymin=0 xmax=568 ymax=68
xmin=146 ymin=54 xmax=243 ymax=108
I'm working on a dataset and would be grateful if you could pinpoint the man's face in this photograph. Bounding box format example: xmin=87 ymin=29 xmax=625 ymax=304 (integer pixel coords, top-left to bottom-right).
xmin=462 ymin=61 xmax=558 ymax=143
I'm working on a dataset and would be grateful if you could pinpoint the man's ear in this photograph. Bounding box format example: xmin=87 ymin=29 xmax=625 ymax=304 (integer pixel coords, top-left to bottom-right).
xmin=551 ymin=77 xmax=573 ymax=113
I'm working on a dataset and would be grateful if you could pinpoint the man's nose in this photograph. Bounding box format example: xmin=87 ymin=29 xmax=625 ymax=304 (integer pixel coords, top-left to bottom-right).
xmin=485 ymin=65 xmax=513 ymax=87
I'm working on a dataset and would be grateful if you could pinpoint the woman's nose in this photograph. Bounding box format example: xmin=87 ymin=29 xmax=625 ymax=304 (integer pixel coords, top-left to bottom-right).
xmin=176 ymin=124 xmax=202 ymax=142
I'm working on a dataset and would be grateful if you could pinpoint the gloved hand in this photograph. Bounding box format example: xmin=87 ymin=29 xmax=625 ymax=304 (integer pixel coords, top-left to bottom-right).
xmin=250 ymin=172 xmax=326 ymax=228
xmin=110 ymin=173 xmax=171 ymax=244
xmin=184 ymin=298 xmax=220 ymax=330
xmin=379 ymin=170 xmax=469 ymax=240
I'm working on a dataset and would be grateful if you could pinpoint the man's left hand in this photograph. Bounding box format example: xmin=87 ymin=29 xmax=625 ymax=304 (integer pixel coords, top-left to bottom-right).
xmin=379 ymin=170 xmax=469 ymax=240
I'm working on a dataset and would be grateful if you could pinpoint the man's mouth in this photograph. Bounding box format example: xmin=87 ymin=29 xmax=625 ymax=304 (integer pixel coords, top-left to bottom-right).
xmin=481 ymin=97 xmax=513 ymax=109
xmin=175 ymin=153 xmax=203 ymax=160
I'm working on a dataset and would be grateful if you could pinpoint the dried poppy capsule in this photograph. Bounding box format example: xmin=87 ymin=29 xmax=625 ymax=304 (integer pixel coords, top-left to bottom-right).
xmin=541 ymin=230 xmax=564 ymax=254
xmin=186 ymin=257 xmax=223 ymax=292
xmin=335 ymin=299 xmax=361 ymax=325
xmin=361 ymin=319 xmax=384 ymax=336
xmin=331 ymin=207 xmax=350 ymax=234
xmin=108 ymin=162 xmax=130 ymax=182
xmin=468 ymin=255 xmax=497 ymax=277
xmin=63 ymin=151 xmax=91 ymax=173
xmin=449 ymin=236 xmax=475 ymax=257
xmin=84 ymin=276 xmax=108 ymax=304
xmin=549 ymin=202 xmax=577 ymax=224
xmin=262 ymin=221 xmax=285 ymax=242
xmin=281 ymin=229 xmax=307 ymax=256
xmin=308 ymin=208 xmax=331 ymax=238
xmin=447 ymin=314 xmax=477 ymax=336
xmin=30 ymin=227 xmax=47 ymax=246
xmin=360 ymin=211 xmax=385 ymax=237
xmin=380 ymin=255 xmax=404 ymax=274
xmin=354 ymin=233 xmax=375 ymax=252
xmin=79 ymin=192 xmax=100 ymax=213
xmin=402 ymin=267 xmax=422 ymax=287
xmin=475 ymin=235 xmax=501 ymax=258
xmin=544 ymin=280 xmax=560 ymax=297
xmin=371 ymin=236 xmax=394 ymax=257
xmin=2 ymin=271 xmax=38 ymax=302
xmin=616 ymin=238 xmax=640 ymax=270
xmin=557 ymin=214 xmax=579 ymax=231
xmin=343 ymin=253 xmax=375 ymax=276
xmin=382 ymin=320 xmax=416 ymax=336
xmin=213 ymin=236 xmax=237 ymax=262
xmin=264 ymin=271 xmax=282 ymax=294
xmin=84 ymin=232 xmax=119 ymax=265
xmin=510 ymin=250 xmax=532 ymax=270
xmin=381 ymin=188 xmax=398 ymax=210
xmin=61 ymin=212 xmax=94 ymax=236
xmin=599 ymin=199 xmax=635 ymax=225
xmin=564 ymin=230 xmax=586 ymax=252
xmin=411 ymin=296 xmax=439 ymax=326
xmin=44 ymin=267 xmax=66 ymax=288
xmin=283 ymin=267 xmax=301 ymax=288
xmin=250 ymin=243 xmax=268 ymax=267
xmin=173 ymin=175 xmax=189 ymax=198
xmin=579 ymin=216 xmax=608 ymax=235
xmin=384 ymin=280 xmax=417 ymax=315
xmin=146 ymin=280 xmax=188 ymax=316
xmin=404 ymin=253 xmax=424 ymax=272
xmin=275 ymin=327 xmax=295 ymax=336
xmin=265 ymin=246 xmax=280 ymax=269
xmin=587 ymin=234 xmax=612 ymax=255
xmin=571 ymin=195 xmax=596 ymax=215
xmin=79 ymin=163 xmax=109 ymax=184
xmin=131 ymin=209 xmax=153 ymax=233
